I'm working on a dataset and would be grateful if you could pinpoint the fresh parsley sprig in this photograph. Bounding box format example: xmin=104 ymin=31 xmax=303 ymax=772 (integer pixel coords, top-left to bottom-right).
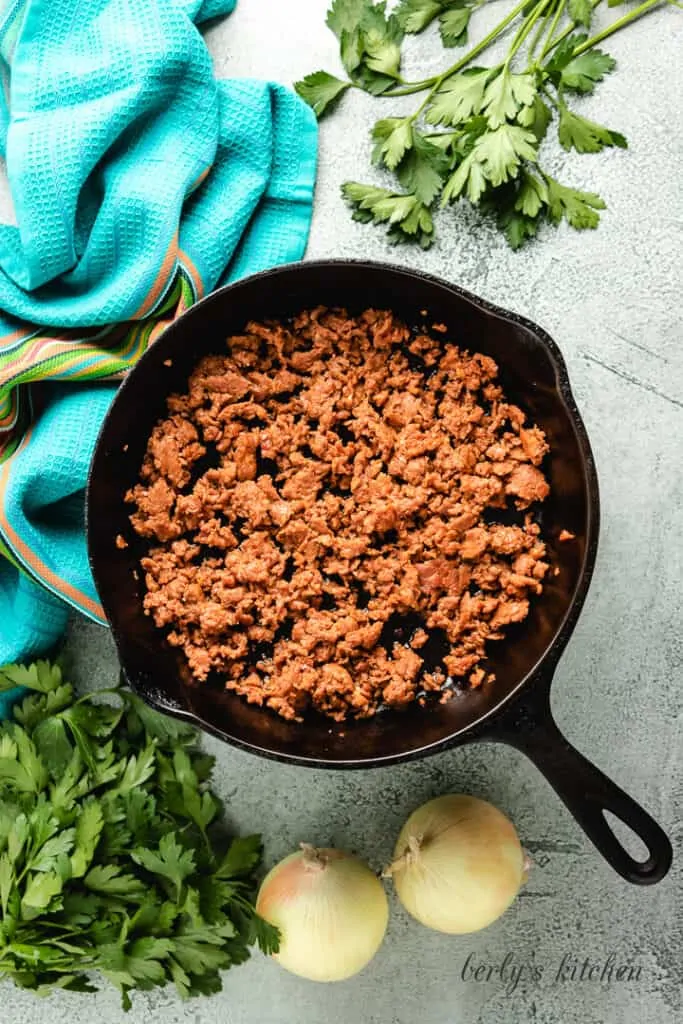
xmin=295 ymin=0 xmax=676 ymax=248
xmin=0 ymin=661 xmax=278 ymax=1010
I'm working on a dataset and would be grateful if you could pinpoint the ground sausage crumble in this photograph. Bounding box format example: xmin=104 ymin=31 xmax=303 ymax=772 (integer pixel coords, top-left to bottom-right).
xmin=126 ymin=308 xmax=551 ymax=722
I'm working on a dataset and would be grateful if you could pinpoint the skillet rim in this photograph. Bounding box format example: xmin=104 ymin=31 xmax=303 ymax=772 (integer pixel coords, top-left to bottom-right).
xmin=86 ymin=258 xmax=600 ymax=768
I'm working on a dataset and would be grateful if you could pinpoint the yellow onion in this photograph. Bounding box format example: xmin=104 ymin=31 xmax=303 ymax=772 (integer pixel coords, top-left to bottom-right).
xmin=385 ymin=794 xmax=526 ymax=934
xmin=256 ymin=843 xmax=389 ymax=982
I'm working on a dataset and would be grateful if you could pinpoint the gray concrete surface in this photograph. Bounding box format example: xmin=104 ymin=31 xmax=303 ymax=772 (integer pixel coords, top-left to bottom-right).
xmin=2 ymin=1 xmax=683 ymax=1022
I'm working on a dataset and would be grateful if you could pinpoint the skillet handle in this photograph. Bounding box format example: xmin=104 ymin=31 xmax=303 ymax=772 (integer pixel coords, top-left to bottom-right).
xmin=493 ymin=684 xmax=672 ymax=885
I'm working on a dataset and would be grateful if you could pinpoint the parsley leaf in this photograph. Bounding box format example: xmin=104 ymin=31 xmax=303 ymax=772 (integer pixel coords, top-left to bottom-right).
xmin=0 ymin=853 xmax=13 ymax=915
xmin=172 ymin=747 xmax=198 ymax=789
xmin=295 ymin=71 xmax=351 ymax=117
xmin=12 ymin=725 xmax=48 ymax=792
xmin=0 ymin=658 xmax=274 ymax=1009
xmin=558 ymin=104 xmax=627 ymax=153
xmin=342 ymin=181 xmax=419 ymax=223
xmin=561 ymin=49 xmax=617 ymax=93
xmin=439 ymin=4 xmax=473 ymax=48
xmin=544 ymin=33 xmax=616 ymax=94
xmin=0 ymin=799 xmax=20 ymax=850
xmin=182 ymin=787 xmax=219 ymax=834
xmin=215 ymin=836 xmax=263 ymax=879
xmin=116 ymin=742 xmax=157 ymax=794
xmin=342 ymin=182 xmax=435 ymax=247
xmin=425 ymin=68 xmax=491 ymax=126
xmin=21 ymin=871 xmax=63 ymax=916
xmin=544 ymin=174 xmax=606 ymax=228
xmin=0 ymin=733 xmax=16 ymax=759
xmin=27 ymin=804 xmax=58 ymax=853
xmin=61 ymin=890 xmax=102 ymax=924
xmin=326 ymin=0 xmax=369 ymax=37
xmin=85 ymin=864 xmax=147 ymax=900
xmin=443 ymin=123 xmax=538 ymax=202
xmin=544 ymin=30 xmax=588 ymax=73
xmin=249 ymin=914 xmax=281 ymax=956
xmin=568 ymin=0 xmax=593 ymax=26
xmin=123 ymin=789 xmax=156 ymax=843
xmin=96 ymin=937 xmax=174 ymax=993
xmin=338 ymin=1 xmax=403 ymax=85
xmin=371 ymin=121 xmax=447 ymax=204
xmin=515 ymin=169 xmax=549 ymax=216
xmin=132 ymin=834 xmax=195 ymax=900
xmin=360 ymin=8 xmax=403 ymax=81
xmin=299 ymin=1 xmax=405 ymax=105
xmin=518 ymin=93 xmax=552 ymax=141
xmin=0 ymin=757 xmax=35 ymax=793
xmin=0 ymin=661 xmax=62 ymax=694
xmin=71 ymin=801 xmax=104 ymax=878
xmin=49 ymin=748 xmax=88 ymax=811
xmin=33 ymin=717 xmax=73 ymax=778
xmin=396 ymin=0 xmax=443 ymax=33
xmin=14 ymin=682 xmax=73 ymax=731
xmin=339 ymin=27 xmax=364 ymax=76
xmin=372 ymin=117 xmax=414 ymax=169
xmin=397 ymin=132 xmax=451 ymax=204
xmin=482 ymin=69 xmax=536 ymax=129
xmin=61 ymin=708 xmax=98 ymax=773
xmin=30 ymin=828 xmax=76 ymax=872
xmin=396 ymin=0 xmax=474 ymax=47
xmin=442 ymin=150 xmax=486 ymax=203
xmin=171 ymin=933 xmax=229 ymax=974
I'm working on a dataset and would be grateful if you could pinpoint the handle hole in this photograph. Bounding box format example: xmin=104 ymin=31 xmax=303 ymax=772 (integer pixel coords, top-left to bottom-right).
xmin=602 ymin=811 xmax=650 ymax=864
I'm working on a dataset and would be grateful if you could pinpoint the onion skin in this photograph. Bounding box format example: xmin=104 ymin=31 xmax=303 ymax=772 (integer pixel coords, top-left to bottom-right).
xmin=256 ymin=846 xmax=389 ymax=982
xmin=390 ymin=795 xmax=525 ymax=934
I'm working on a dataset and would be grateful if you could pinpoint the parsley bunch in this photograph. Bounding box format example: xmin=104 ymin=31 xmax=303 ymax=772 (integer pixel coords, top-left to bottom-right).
xmin=0 ymin=661 xmax=278 ymax=1010
xmin=296 ymin=0 xmax=676 ymax=248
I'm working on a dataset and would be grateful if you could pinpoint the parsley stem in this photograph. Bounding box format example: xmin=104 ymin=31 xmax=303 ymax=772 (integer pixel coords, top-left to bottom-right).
xmin=385 ymin=77 xmax=441 ymax=97
xmin=409 ymin=0 xmax=534 ymax=117
xmin=423 ymin=130 xmax=465 ymax=138
xmin=527 ymin=1 xmax=557 ymax=60
xmin=538 ymin=0 xmax=567 ymax=61
xmin=537 ymin=0 xmax=610 ymax=64
xmin=573 ymin=0 xmax=664 ymax=54
xmin=540 ymin=83 xmax=561 ymax=109
xmin=505 ymin=0 xmax=555 ymax=68
xmin=387 ymin=0 xmax=534 ymax=102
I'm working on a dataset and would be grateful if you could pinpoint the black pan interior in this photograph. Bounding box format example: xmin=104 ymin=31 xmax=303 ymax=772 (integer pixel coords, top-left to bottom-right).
xmin=87 ymin=261 xmax=596 ymax=766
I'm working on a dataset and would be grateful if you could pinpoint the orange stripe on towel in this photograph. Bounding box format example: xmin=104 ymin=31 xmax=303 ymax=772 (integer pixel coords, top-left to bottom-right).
xmin=0 ymin=326 xmax=34 ymax=348
xmin=132 ymin=232 xmax=179 ymax=320
xmin=178 ymin=248 xmax=205 ymax=302
xmin=0 ymin=430 xmax=106 ymax=621
xmin=188 ymin=165 xmax=210 ymax=195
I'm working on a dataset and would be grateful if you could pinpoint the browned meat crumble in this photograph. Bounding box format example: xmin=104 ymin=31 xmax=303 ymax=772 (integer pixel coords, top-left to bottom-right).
xmin=126 ymin=308 xmax=551 ymax=722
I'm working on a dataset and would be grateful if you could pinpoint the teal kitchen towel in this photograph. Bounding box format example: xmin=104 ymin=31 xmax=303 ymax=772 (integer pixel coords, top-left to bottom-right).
xmin=0 ymin=0 xmax=318 ymax=694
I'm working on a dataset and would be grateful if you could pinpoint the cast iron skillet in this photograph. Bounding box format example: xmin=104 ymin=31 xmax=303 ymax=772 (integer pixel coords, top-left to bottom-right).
xmin=87 ymin=260 xmax=672 ymax=885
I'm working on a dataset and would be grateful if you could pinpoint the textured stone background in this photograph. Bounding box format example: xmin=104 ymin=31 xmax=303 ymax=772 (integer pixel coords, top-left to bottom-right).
xmin=2 ymin=1 xmax=682 ymax=1022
